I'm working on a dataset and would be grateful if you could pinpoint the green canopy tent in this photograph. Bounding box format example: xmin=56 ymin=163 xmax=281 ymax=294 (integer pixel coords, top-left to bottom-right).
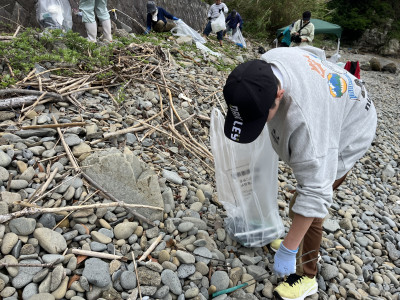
xmin=276 ymin=18 xmax=343 ymax=53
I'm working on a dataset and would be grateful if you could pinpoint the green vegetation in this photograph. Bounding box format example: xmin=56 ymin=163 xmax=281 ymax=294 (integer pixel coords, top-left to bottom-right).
xmin=203 ymin=0 xmax=400 ymax=42
xmin=0 ymin=27 xmax=244 ymax=89
xmin=327 ymin=0 xmax=400 ymax=41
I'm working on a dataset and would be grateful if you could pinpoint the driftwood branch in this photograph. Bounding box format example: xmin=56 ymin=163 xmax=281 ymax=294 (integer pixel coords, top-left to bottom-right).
xmin=0 ymin=95 xmax=38 ymax=109
xmin=0 ymin=88 xmax=63 ymax=100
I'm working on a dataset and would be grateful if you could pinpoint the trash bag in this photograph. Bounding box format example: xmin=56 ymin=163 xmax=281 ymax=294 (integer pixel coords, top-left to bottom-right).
xmin=210 ymin=108 xmax=285 ymax=247
xmin=195 ymin=41 xmax=221 ymax=57
xmin=211 ymin=13 xmax=226 ymax=33
xmin=36 ymin=0 xmax=72 ymax=31
xmin=228 ymin=28 xmax=246 ymax=48
xmin=171 ymin=19 xmax=206 ymax=44
xmin=328 ymin=52 xmax=341 ymax=64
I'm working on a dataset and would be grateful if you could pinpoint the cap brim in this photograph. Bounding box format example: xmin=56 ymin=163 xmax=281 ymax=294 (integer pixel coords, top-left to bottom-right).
xmin=224 ymin=108 xmax=269 ymax=144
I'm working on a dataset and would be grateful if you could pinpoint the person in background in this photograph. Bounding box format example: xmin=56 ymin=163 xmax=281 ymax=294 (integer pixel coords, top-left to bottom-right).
xmin=79 ymin=0 xmax=112 ymax=42
xmin=274 ymin=23 xmax=294 ymax=47
xmin=222 ymin=46 xmax=377 ymax=300
xmin=225 ymin=9 xmax=243 ymax=36
xmin=146 ymin=1 xmax=179 ymax=33
xmin=202 ymin=0 xmax=228 ymax=46
xmin=290 ymin=11 xmax=314 ymax=46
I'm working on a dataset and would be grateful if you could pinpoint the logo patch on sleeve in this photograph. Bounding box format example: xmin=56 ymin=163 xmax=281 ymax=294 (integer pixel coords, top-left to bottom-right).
xmin=327 ymin=73 xmax=347 ymax=98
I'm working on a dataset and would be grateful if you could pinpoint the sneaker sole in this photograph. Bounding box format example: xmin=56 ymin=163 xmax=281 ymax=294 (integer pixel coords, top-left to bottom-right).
xmin=273 ymin=283 xmax=318 ymax=300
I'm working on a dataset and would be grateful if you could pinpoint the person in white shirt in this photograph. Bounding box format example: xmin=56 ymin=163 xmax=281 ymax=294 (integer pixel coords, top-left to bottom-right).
xmin=202 ymin=0 xmax=228 ymax=46
xmin=222 ymin=46 xmax=377 ymax=300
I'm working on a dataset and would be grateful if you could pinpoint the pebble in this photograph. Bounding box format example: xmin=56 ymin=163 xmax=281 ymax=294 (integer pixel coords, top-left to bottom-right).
xmin=82 ymin=258 xmax=111 ymax=288
xmin=33 ymin=228 xmax=67 ymax=254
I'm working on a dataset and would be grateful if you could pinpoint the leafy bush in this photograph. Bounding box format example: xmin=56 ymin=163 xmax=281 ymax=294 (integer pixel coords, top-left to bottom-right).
xmin=327 ymin=0 xmax=400 ymax=41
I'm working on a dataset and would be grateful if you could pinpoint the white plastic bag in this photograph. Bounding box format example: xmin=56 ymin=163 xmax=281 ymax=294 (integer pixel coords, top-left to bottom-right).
xmin=211 ymin=13 xmax=226 ymax=33
xmin=228 ymin=28 xmax=247 ymax=48
xmin=171 ymin=19 xmax=206 ymax=44
xmin=36 ymin=0 xmax=72 ymax=31
xmin=195 ymin=41 xmax=221 ymax=57
xmin=210 ymin=108 xmax=284 ymax=247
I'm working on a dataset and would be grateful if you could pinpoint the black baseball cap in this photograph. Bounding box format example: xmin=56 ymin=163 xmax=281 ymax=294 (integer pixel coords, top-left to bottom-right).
xmin=223 ymin=60 xmax=277 ymax=144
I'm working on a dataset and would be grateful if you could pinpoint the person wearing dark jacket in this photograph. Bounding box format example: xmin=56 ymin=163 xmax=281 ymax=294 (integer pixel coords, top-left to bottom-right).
xmin=146 ymin=1 xmax=179 ymax=33
xmin=225 ymin=10 xmax=243 ymax=35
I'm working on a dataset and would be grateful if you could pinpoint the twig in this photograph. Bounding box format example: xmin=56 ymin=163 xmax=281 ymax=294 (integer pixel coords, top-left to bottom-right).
xmin=52 ymin=115 xmax=80 ymax=172
xmin=36 ymin=167 xmax=58 ymax=200
xmin=61 ymin=83 xmax=121 ymax=96
xmin=138 ymin=234 xmax=163 ymax=262
xmin=21 ymin=122 xmax=86 ymax=130
xmin=12 ymin=25 xmax=21 ymax=37
xmin=0 ymin=260 xmax=60 ymax=269
xmin=19 ymin=90 xmax=46 ymax=122
xmin=102 ymin=125 xmax=146 ymax=139
xmin=156 ymin=85 xmax=164 ymax=118
xmin=104 ymin=88 xmax=120 ymax=108
xmin=131 ymin=251 xmax=143 ymax=300
xmin=53 ymin=190 xmax=99 ymax=230
xmin=72 ymin=249 xmax=128 ymax=262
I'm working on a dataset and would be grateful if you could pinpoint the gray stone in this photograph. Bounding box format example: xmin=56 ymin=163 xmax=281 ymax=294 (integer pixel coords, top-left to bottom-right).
xmin=0 ymin=150 xmax=11 ymax=167
xmin=120 ymin=271 xmax=137 ymax=290
xmin=34 ymin=228 xmax=67 ymax=254
xmin=0 ymin=166 xmax=10 ymax=181
xmin=321 ymin=264 xmax=339 ymax=280
xmin=161 ymin=169 xmax=183 ymax=184
xmin=82 ymin=258 xmax=111 ymax=288
xmin=154 ymin=285 xmax=169 ymax=298
xmin=42 ymin=255 xmax=65 ymax=264
xmin=1 ymin=232 xmax=18 ymax=255
xmin=177 ymin=264 xmax=196 ymax=279
xmin=10 ymin=179 xmax=29 ymax=190
xmin=176 ymin=250 xmax=195 ymax=264
xmin=22 ymin=283 xmax=38 ymax=299
xmin=12 ymin=259 xmax=43 ymax=289
xmin=28 ymin=293 xmax=55 ymax=300
xmin=64 ymin=134 xmax=82 ymax=146
xmin=81 ymin=149 xmax=163 ymax=221
xmin=161 ymin=269 xmax=182 ymax=295
xmin=322 ymin=219 xmax=340 ymax=233
xmin=114 ymin=222 xmax=138 ymax=239
xmin=193 ymin=247 xmax=212 ymax=264
xmin=211 ymin=271 xmax=229 ymax=291
xmin=136 ymin=267 xmax=161 ymax=286
xmin=0 ymin=191 xmax=21 ymax=204
xmin=9 ymin=218 xmax=36 ymax=236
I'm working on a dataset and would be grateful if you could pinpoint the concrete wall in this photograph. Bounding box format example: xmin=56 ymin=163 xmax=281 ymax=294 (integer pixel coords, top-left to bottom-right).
xmin=0 ymin=0 xmax=209 ymax=35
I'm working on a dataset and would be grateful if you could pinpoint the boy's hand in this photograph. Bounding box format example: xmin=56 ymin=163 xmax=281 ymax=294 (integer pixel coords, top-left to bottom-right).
xmin=273 ymin=243 xmax=298 ymax=277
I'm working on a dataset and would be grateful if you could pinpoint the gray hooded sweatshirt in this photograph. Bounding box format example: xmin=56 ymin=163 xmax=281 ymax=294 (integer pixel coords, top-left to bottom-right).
xmin=261 ymin=47 xmax=377 ymax=218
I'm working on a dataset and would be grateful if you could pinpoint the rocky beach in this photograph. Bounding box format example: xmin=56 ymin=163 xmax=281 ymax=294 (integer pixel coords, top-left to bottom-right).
xmin=0 ymin=31 xmax=399 ymax=300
